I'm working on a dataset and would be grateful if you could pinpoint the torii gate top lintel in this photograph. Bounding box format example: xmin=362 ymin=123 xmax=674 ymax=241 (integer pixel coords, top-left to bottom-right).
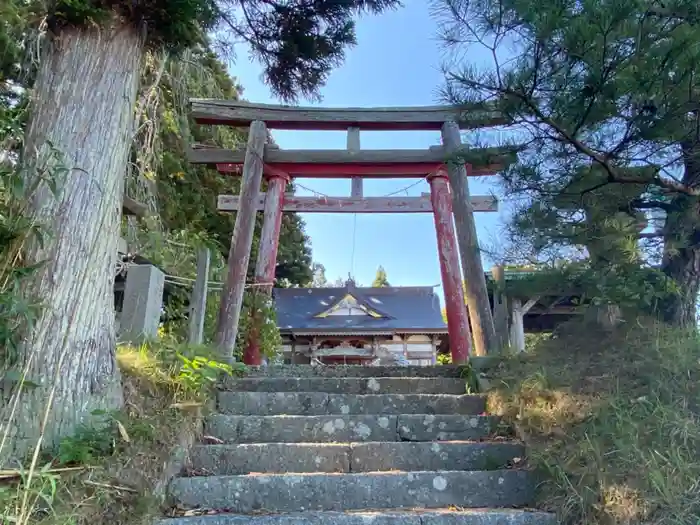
xmin=188 ymin=100 xmax=517 ymax=181
xmin=190 ymin=99 xmax=508 ymax=131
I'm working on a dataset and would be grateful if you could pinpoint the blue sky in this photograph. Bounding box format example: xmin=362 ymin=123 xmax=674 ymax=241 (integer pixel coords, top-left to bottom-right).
xmin=229 ymin=1 xmax=509 ymax=292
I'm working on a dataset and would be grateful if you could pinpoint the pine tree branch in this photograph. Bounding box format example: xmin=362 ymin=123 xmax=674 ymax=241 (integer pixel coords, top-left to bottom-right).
xmin=645 ymin=6 xmax=700 ymax=24
xmin=453 ymin=72 xmax=700 ymax=196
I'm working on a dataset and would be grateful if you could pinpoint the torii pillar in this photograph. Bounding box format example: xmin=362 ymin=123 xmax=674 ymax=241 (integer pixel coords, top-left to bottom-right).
xmin=243 ymin=170 xmax=289 ymax=365
xmin=428 ymin=170 xmax=472 ymax=363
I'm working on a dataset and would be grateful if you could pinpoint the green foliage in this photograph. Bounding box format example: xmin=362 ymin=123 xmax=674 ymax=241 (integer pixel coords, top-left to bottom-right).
xmin=236 ymin=290 xmax=282 ymax=362
xmin=0 ymin=1 xmax=25 ymax=89
xmin=459 ymin=363 xmax=480 ymax=394
xmin=227 ymin=0 xmax=402 ymax=101
xmin=272 ymin=210 xmax=314 ymax=285
xmin=0 ymin=109 xmax=65 ymax=367
xmin=524 ymin=332 xmax=552 ymax=353
xmin=0 ymin=340 xmax=232 ymax=524
xmin=130 ymin=53 xmax=315 ymax=341
xmin=136 ymin=49 xmax=313 ymax=288
xmin=436 ymin=352 xmax=452 ymax=365
xmin=56 ymin=406 xmax=169 ymax=465
xmin=438 ymin=0 xmax=700 ymax=325
xmin=47 ymin=0 xmax=218 ymax=51
xmin=489 ymin=262 xmax=679 ymax=316
xmin=176 ymin=353 xmax=235 ymax=390
xmin=119 ymin=339 xmax=246 ymax=399
xmin=57 ymin=421 xmax=115 ymax=465
xmin=371 ymin=265 xmax=390 ymax=287
xmin=0 ymin=462 xmax=61 ymax=523
xmin=488 ymin=321 xmax=700 ymax=524
xmin=48 ymin=0 xmax=112 ymax=27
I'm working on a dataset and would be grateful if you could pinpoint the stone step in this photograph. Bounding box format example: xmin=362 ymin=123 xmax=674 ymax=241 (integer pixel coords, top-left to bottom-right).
xmin=217 ymin=392 xmax=485 ymax=416
xmin=168 ymin=470 xmax=534 ymax=513
xmin=189 ymin=441 xmax=524 ymax=475
xmin=155 ymin=509 xmax=557 ymax=525
xmin=205 ymin=414 xmax=498 ymax=443
xmin=221 ymin=377 xmax=468 ymax=395
xmin=243 ymin=365 xmax=466 ymax=378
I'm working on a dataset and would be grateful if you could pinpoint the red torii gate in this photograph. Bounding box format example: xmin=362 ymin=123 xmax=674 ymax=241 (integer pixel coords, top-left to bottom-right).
xmin=188 ymin=100 xmax=517 ymax=365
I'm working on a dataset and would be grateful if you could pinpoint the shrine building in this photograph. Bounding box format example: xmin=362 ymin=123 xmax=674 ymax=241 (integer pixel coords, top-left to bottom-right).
xmin=273 ymin=279 xmax=447 ymax=366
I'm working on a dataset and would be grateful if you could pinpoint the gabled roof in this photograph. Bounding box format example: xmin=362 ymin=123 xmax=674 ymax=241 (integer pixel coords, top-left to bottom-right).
xmin=273 ymin=284 xmax=447 ymax=334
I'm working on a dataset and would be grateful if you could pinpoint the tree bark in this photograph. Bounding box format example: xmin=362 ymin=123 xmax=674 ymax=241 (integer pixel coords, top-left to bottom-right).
xmin=660 ymin=139 xmax=700 ymax=327
xmin=661 ymin=198 xmax=700 ymax=327
xmin=1 ymin=24 xmax=145 ymax=462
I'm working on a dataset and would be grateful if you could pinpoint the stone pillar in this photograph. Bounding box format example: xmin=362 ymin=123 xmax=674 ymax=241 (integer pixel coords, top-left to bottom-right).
xmin=243 ymin=171 xmax=288 ymax=365
xmin=428 ymin=171 xmax=472 ymax=364
xmin=120 ymin=264 xmax=164 ymax=344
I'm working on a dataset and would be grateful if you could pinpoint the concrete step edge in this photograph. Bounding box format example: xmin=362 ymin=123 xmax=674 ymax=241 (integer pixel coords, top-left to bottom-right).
xmin=156 ymin=509 xmax=558 ymax=524
xmin=220 ymin=377 xmax=468 ymax=395
xmin=241 ymin=365 xmax=468 ymax=378
xmin=167 ymin=469 xmax=535 ymax=513
xmin=216 ymin=392 xmax=487 ymax=416
xmin=187 ymin=441 xmax=526 ymax=475
xmin=218 ymin=392 xmax=482 ymax=398
xmin=193 ymin=439 xmax=522 ymax=447
xmin=175 ymin=468 xmax=529 ymax=479
xmin=204 ymin=414 xmax=504 ymax=444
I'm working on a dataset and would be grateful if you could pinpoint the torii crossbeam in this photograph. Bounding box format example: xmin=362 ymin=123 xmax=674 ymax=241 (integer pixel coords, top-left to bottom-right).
xmin=216 ymin=193 xmax=499 ymax=213
xmin=189 ymin=145 xmax=517 ymax=178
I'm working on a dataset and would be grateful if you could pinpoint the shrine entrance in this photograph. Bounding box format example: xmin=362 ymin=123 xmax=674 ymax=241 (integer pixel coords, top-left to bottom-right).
xmin=189 ymin=100 xmax=517 ymax=365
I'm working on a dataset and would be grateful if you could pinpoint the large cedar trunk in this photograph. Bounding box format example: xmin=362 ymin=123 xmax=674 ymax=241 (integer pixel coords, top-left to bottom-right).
xmin=1 ymin=24 xmax=145 ymax=462
xmin=660 ymin=140 xmax=700 ymax=327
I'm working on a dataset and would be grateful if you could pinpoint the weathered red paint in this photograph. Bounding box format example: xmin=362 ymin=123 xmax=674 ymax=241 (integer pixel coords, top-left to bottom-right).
xmin=216 ymin=162 xmax=503 ymax=178
xmin=243 ymin=171 xmax=289 ymax=365
xmin=428 ymin=170 xmax=472 ymax=363
xmin=257 ymin=174 xmax=288 ymax=285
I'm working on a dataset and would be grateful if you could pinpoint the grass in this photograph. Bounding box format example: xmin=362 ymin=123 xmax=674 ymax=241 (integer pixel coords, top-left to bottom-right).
xmin=0 ymin=340 xmax=244 ymax=525
xmin=487 ymin=319 xmax=700 ymax=525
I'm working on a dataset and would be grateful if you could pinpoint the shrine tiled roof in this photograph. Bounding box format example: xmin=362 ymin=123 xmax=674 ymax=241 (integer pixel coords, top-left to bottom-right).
xmin=272 ymin=284 xmax=448 ymax=334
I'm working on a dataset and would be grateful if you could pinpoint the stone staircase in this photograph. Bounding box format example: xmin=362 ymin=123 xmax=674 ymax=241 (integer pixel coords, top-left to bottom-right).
xmin=157 ymin=365 xmax=557 ymax=525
